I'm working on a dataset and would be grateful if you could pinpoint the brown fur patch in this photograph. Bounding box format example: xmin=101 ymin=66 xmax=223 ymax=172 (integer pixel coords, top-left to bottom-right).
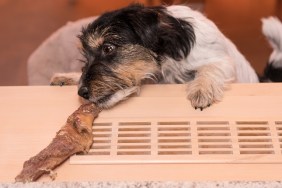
xmin=114 ymin=60 xmax=159 ymax=85
xmin=87 ymin=35 xmax=104 ymax=49
xmin=86 ymin=27 xmax=115 ymax=49
xmin=86 ymin=44 xmax=160 ymax=101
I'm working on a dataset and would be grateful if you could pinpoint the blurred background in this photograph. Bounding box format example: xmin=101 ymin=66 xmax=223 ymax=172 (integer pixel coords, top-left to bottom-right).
xmin=0 ymin=0 xmax=281 ymax=86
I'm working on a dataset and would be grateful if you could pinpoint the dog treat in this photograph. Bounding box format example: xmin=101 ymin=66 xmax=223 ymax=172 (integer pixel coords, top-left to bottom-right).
xmin=15 ymin=103 xmax=100 ymax=182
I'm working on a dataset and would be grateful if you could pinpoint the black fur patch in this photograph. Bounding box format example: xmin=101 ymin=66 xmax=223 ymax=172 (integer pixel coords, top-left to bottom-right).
xmin=79 ymin=4 xmax=196 ymax=62
xmin=261 ymin=62 xmax=282 ymax=82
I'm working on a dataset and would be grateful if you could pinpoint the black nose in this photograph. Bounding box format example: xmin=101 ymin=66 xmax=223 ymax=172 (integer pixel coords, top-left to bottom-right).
xmin=78 ymin=86 xmax=90 ymax=99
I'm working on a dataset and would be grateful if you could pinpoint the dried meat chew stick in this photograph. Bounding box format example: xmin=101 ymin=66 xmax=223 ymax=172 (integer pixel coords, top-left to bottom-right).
xmin=15 ymin=103 xmax=100 ymax=182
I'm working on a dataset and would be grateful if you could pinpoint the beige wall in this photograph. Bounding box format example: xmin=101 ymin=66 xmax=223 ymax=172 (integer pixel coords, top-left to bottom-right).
xmin=205 ymin=0 xmax=278 ymax=74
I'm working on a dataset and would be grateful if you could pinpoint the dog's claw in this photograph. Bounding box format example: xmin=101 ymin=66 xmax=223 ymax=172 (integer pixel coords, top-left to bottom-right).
xmin=59 ymin=82 xmax=65 ymax=87
xmin=50 ymin=81 xmax=65 ymax=86
xmin=193 ymin=104 xmax=212 ymax=111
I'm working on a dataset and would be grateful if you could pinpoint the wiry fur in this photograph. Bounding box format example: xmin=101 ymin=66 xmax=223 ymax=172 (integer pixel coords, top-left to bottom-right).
xmin=51 ymin=4 xmax=259 ymax=109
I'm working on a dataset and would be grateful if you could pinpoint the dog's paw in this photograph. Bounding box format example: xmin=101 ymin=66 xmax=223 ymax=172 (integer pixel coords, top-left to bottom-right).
xmin=50 ymin=74 xmax=78 ymax=86
xmin=186 ymin=81 xmax=224 ymax=111
xmin=187 ymin=89 xmax=213 ymax=110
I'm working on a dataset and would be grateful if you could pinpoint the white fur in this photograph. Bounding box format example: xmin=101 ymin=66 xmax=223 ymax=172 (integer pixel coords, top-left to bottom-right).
xmin=99 ymin=86 xmax=140 ymax=108
xmin=167 ymin=5 xmax=259 ymax=83
xmin=262 ymin=17 xmax=282 ymax=68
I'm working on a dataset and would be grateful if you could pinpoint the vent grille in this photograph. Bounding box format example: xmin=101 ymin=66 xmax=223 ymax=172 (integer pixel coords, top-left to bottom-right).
xmin=70 ymin=120 xmax=282 ymax=164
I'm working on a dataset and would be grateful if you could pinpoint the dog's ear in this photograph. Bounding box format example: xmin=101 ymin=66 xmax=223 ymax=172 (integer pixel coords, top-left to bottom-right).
xmin=156 ymin=15 xmax=196 ymax=61
xmin=130 ymin=6 xmax=196 ymax=61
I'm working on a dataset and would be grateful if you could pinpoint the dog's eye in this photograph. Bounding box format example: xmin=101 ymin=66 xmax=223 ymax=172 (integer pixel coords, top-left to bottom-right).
xmin=102 ymin=43 xmax=115 ymax=55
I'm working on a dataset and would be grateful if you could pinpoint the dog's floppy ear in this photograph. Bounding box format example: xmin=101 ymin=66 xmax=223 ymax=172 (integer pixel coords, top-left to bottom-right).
xmin=130 ymin=5 xmax=196 ymax=61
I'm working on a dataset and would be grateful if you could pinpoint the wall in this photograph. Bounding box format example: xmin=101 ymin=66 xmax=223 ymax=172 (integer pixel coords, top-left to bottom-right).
xmin=204 ymin=0 xmax=277 ymax=74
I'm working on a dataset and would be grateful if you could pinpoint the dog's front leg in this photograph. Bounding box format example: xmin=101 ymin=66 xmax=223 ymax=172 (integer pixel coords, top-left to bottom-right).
xmin=186 ymin=60 xmax=235 ymax=110
xmin=50 ymin=72 xmax=81 ymax=86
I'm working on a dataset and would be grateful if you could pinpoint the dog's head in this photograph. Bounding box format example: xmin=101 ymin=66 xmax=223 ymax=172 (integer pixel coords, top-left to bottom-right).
xmin=78 ymin=4 xmax=195 ymax=108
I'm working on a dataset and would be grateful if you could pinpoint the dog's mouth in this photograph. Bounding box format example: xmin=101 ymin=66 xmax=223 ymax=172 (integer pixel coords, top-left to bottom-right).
xmin=92 ymin=94 xmax=113 ymax=106
xmin=87 ymin=86 xmax=140 ymax=109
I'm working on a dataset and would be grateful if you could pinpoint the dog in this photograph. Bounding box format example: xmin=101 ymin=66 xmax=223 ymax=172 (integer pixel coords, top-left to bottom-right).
xmin=51 ymin=4 xmax=271 ymax=110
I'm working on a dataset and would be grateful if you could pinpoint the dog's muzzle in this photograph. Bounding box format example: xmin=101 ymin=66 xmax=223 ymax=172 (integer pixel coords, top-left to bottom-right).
xmin=78 ymin=86 xmax=90 ymax=100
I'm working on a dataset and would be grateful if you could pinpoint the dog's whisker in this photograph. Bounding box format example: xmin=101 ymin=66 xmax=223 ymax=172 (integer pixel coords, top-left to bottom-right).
xmin=113 ymin=82 xmax=125 ymax=90
xmin=98 ymin=80 xmax=116 ymax=92
xmin=142 ymin=73 xmax=159 ymax=83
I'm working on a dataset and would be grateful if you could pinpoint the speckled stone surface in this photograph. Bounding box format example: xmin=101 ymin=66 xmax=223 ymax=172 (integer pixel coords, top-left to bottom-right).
xmin=1 ymin=181 xmax=282 ymax=188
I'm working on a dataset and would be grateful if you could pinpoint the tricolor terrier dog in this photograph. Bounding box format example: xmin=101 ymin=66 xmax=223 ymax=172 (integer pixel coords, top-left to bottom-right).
xmin=51 ymin=4 xmax=282 ymax=109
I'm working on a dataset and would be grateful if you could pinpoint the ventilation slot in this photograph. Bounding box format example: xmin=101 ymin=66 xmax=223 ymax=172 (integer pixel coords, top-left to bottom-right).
xmin=86 ymin=123 xmax=112 ymax=156
xmin=117 ymin=122 xmax=151 ymax=155
xmin=157 ymin=121 xmax=191 ymax=155
xmin=275 ymin=122 xmax=282 ymax=153
xmin=197 ymin=121 xmax=232 ymax=155
xmin=237 ymin=121 xmax=274 ymax=155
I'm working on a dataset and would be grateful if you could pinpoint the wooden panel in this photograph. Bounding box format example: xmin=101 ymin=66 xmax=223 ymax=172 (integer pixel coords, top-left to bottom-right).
xmin=2 ymin=84 xmax=282 ymax=182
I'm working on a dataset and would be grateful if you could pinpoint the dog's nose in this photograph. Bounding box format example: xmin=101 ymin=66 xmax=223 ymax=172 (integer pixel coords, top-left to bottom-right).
xmin=78 ymin=86 xmax=90 ymax=99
